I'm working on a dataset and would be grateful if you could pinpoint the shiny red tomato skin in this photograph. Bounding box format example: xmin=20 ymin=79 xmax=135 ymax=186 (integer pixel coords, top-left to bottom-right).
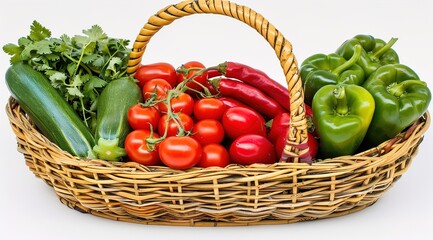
xmin=193 ymin=98 xmax=226 ymax=121
xmin=275 ymin=130 xmax=318 ymax=161
xmin=222 ymin=107 xmax=266 ymax=139
xmin=159 ymin=136 xmax=202 ymax=170
xmin=229 ymin=134 xmax=276 ymax=165
xmin=192 ymin=119 xmax=225 ymax=146
xmin=197 ymin=144 xmax=230 ymax=168
xmin=158 ymin=92 xmax=194 ymax=115
xmin=158 ymin=113 xmax=194 ymax=137
xmin=125 ymin=130 xmax=161 ymax=166
xmin=135 ymin=62 xmax=177 ymax=88
xmin=142 ymin=78 xmax=172 ymax=101
xmin=127 ymin=104 xmax=160 ymax=131
xmin=176 ymin=61 xmax=208 ymax=92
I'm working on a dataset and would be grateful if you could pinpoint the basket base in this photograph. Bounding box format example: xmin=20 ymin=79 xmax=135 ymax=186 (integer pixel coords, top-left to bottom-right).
xmin=58 ymin=196 xmax=377 ymax=227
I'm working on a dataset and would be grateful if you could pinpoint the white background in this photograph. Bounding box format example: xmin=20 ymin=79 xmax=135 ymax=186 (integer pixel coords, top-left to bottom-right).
xmin=1 ymin=0 xmax=432 ymax=239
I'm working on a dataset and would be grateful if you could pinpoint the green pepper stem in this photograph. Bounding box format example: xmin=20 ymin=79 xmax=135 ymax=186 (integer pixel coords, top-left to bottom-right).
xmin=387 ymin=79 xmax=427 ymax=97
xmin=332 ymin=44 xmax=362 ymax=76
xmin=333 ymin=86 xmax=349 ymax=115
xmin=371 ymin=37 xmax=398 ymax=61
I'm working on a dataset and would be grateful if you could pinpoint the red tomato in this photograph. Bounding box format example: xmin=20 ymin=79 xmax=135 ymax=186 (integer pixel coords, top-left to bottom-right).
xmin=158 ymin=113 xmax=194 ymax=137
xmin=267 ymin=112 xmax=291 ymax=143
xmin=125 ymin=130 xmax=161 ymax=166
xmin=275 ymin=129 xmax=318 ymax=161
xmin=159 ymin=136 xmax=202 ymax=170
xmin=142 ymin=78 xmax=172 ymax=101
xmin=127 ymin=104 xmax=160 ymax=131
xmin=192 ymin=119 xmax=225 ymax=146
xmin=193 ymin=98 xmax=226 ymax=121
xmin=176 ymin=61 xmax=208 ymax=92
xmin=135 ymin=62 xmax=177 ymax=88
xmin=158 ymin=92 xmax=194 ymax=115
xmin=197 ymin=144 xmax=230 ymax=168
xmin=229 ymin=134 xmax=276 ymax=165
xmin=222 ymin=107 xmax=266 ymax=139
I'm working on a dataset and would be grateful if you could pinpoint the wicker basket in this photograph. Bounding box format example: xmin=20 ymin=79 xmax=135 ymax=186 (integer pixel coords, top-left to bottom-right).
xmin=5 ymin=0 xmax=431 ymax=226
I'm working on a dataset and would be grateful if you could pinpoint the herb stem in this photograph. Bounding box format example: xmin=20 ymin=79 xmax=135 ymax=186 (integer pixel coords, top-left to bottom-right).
xmin=72 ymin=42 xmax=90 ymax=78
xmin=62 ymin=53 xmax=93 ymax=75
xmin=80 ymin=97 xmax=89 ymax=127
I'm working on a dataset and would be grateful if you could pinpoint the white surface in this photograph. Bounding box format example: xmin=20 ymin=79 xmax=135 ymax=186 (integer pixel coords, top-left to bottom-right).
xmin=1 ymin=0 xmax=432 ymax=239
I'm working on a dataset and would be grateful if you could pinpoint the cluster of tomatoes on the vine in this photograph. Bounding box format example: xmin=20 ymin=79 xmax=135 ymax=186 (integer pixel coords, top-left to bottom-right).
xmin=124 ymin=61 xmax=318 ymax=170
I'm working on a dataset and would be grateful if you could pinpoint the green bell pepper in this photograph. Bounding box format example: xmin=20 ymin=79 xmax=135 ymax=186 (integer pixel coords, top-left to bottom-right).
xmin=313 ymin=84 xmax=375 ymax=158
xmin=362 ymin=64 xmax=431 ymax=147
xmin=336 ymin=34 xmax=399 ymax=77
xmin=300 ymin=45 xmax=364 ymax=105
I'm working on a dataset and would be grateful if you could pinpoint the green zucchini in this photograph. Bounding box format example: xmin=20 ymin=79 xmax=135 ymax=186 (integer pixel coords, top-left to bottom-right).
xmin=5 ymin=63 xmax=96 ymax=158
xmin=93 ymin=77 xmax=143 ymax=161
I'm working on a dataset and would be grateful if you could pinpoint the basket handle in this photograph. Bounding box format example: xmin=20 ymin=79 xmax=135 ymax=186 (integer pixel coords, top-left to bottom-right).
xmin=127 ymin=0 xmax=311 ymax=164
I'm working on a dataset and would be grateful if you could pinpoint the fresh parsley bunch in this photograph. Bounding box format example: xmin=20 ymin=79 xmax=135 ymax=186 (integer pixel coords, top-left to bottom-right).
xmin=3 ymin=20 xmax=131 ymax=130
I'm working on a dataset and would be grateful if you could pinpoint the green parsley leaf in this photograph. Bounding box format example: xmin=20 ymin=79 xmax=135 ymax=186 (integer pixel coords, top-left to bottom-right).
xmin=67 ymin=86 xmax=84 ymax=98
xmin=31 ymin=57 xmax=52 ymax=71
xmin=82 ymin=54 xmax=98 ymax=64
xmin=18 ymin=37 xmax=32 ymax=47
xmin=84 ymin=76 xmax=107 ymax=93
xmin=66 ymin=63 xmax=78 ymax=76
xmin=92 ymin=55 xmax=105 ymax=68
xmin=2 ymin=43 xmax=22 ymax=64
xmin=45 ymin=53 xmax=60 ymax=62
xmin=83 ymin=25 xmax=107 ymax=42
xmin=46 ymin=70 xmax=67 ymax=88
xmin=20 ymin=40 xmax=52 ymax=60
xmin=70 ymin=75 xmax=83 ymax=88
xmin=29 ymin=20 xmax=51 ymax=41
xmin=106 ymin=57 xmax=122 ymax=77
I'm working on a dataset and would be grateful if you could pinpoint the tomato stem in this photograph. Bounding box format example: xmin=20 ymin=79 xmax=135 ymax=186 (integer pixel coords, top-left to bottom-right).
xmin=187 ymin=79 xmax=220 ymax=98
xmin=175 ymin=66 xmax=219 ymax=91
xmin=144 ymin=125 xmax=159 ymax=151
xmin=176 ymin=66 xmax=206 ymax=75
xmin=140 ymin=86 xmax=165 ymax=107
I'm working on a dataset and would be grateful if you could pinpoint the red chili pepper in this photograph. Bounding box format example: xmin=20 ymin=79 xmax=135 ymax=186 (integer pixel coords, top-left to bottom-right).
xmin=211 ymin=78 xmax=285 ymax=118
xmin=206 ymin=69 xmax=222 ymax=79
xmin=218 ymin=61 xmax=291 ymax=112
xmin=218 ymin=97 xmax=251 ymax=109
xmin=200 ymin=78 xmax=219 ymax=95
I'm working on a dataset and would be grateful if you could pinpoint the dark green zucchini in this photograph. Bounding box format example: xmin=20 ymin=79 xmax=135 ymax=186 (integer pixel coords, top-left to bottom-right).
xmin=5 ymin=63 xmax=96 ymax=158
xmin=93 ymin=77 xmax=143 ymax=161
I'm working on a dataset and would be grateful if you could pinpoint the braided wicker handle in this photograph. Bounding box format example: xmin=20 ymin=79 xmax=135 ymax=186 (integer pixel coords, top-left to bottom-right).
xmin=127 ymin=0 xmax=310 ymax=163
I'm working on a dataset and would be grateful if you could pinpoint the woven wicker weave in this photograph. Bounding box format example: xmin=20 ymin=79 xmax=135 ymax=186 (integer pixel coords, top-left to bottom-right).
xmin=5 ymin=0 xmax=431 ymax=226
